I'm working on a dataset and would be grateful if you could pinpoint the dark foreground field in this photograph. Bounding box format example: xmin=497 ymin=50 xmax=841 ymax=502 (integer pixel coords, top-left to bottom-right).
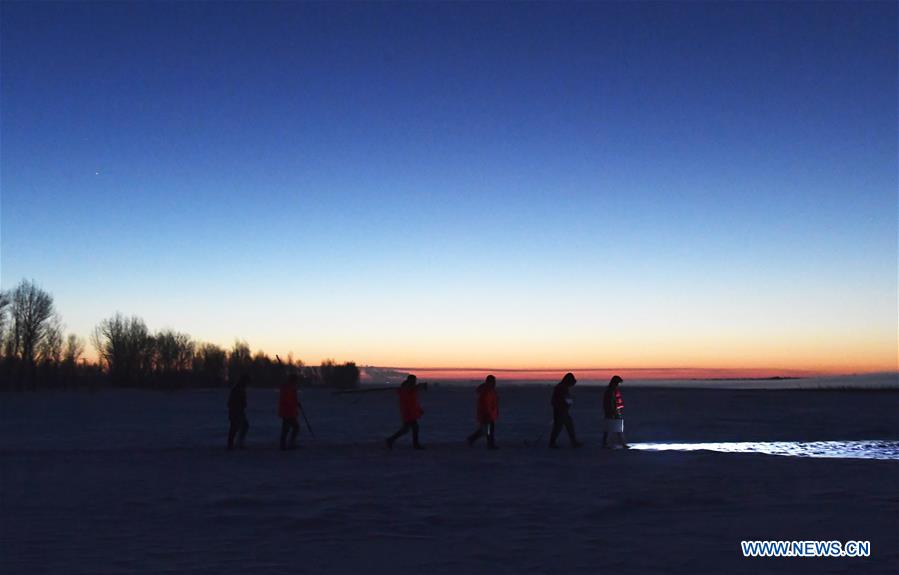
xmin=2 ymin=386 xmax=897 ymax=574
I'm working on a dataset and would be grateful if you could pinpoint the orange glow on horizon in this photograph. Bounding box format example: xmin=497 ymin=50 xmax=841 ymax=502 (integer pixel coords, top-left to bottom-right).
xmin=79 ymin=311 xmax=897 ymax=380
xmin=370 ymin=365 xmax=895 ymax=381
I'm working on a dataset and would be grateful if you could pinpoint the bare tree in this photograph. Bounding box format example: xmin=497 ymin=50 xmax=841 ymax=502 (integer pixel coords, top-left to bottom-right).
xmin=6 ymin=279 xmax=55 ymax=364
xmin=228 ymin=340 xmax=252 ymax=382
xmin=0 ymin=290 xmax=10 ymax=357
xmin=38 ymin=314 xmax=64 ymax=364
xmin=194 ymin=342 xmax=227 ymax=384
xmin=152 ymin=329 xmax=195 ymax=373
xmin=63 ymin=334 xmax=86 ymax=366
xmin=320 ymin=359 xmax=361 ymax=389
xmin=59 ymin=333 xmax=87 ymax=389
xmin=92 ymin=313 xmax=152 ymax=384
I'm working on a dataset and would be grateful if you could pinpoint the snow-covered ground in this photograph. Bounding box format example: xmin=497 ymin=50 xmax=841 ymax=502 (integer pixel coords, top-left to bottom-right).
xmin=2 ymin=385 xmax=897 ymax=574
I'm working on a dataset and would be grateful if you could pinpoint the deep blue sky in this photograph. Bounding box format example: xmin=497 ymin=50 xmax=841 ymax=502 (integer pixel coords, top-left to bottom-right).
xmin=2 ymin=2 xmax=896 ymax=372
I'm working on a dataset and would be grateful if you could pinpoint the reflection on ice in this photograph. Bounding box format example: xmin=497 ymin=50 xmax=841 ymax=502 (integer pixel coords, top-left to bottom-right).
xmin=630 ymin=440 xmax=899 ymax=460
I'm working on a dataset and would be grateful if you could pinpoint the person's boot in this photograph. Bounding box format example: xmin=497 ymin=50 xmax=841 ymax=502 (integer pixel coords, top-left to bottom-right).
xmin=413 ymin=443 xmax=425 ymax=450
xmin=385 ymin=437 xmax=394 ymax=450
xmin=487 ymin=438 xmax=499 ymax=450
xmin=466 ymin=433 xmax=477 ymax=447
xmin=572 ymin=440 xmax=584 ymax=448
xmin=548 ymin=442 xmax=559 ymax=449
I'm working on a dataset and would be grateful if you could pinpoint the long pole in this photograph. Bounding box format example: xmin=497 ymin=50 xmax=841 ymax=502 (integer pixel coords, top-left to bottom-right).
xmin=332 ymin=386 xmax=396 ymax=395
xmin=332 ymin=382 xmax=429 ymax=395
xmin=529 ymin=421 xmax=553 ymax=447
xmin=298 ymin=403 xmax=316 ymax=438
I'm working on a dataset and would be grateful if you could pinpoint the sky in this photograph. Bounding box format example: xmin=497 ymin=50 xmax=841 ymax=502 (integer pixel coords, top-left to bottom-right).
xmin=1 ymin=2 xmax=896 ymax=376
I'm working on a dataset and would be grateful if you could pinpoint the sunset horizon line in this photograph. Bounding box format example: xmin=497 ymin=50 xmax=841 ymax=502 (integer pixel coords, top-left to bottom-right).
xmin=367 ymin=366 xmax=897 ymax=380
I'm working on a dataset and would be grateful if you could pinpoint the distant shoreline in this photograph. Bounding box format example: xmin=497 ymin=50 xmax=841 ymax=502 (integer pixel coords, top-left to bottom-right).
xmin=409 ymin=373 xmax=899 ymax=390
xmin=3 ymin=373 xmax=895 ymax=393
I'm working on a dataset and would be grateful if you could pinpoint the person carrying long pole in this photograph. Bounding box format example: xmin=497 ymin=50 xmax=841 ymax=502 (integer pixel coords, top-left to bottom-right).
xmin=278 ymin=372 xmax=302 ymax=450
xmin=466 ymin=375 xmax=499 ymax=449
xmin=385 ymin=375 xmax=426 ymax=450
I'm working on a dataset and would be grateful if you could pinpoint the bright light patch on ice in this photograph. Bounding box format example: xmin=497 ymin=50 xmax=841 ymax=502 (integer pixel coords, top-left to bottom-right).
xmin=630 ymin=440 xmax=899 ymax=460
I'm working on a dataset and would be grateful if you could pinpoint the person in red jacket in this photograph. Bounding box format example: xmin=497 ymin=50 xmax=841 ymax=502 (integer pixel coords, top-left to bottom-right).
xmin=549 ymin=372 xmax=583 ymax=448
xmin=602 ymin=375 xmax=628 ymax=449
xmin=385 ymin=374 xmax=425 ymax=450
xmin=466 ymin=375 xmax=499 ymax=449
xmin=278 ymin=373 xmax=302 ymax=450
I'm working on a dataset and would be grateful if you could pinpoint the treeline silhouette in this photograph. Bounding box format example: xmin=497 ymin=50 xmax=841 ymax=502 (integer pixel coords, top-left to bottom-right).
xmin=0 ymin=279 xmax=360 ymax=391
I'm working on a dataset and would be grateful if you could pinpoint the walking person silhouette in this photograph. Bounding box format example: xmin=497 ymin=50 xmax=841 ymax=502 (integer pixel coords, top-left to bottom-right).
xmin=602 ymin=375 xmax=628 ymax=449
xmin=467 ymin=375 xmax=499 ymax=449
xmin=549 ymin=372 xmax=583 ymax=448
xmin=278 ymin=373 xmax=302 ymax=450
xmin=386 ymin=375 xmax=426 ymax=450
xmin=227 ymin=374 xmax=250 ymax=450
